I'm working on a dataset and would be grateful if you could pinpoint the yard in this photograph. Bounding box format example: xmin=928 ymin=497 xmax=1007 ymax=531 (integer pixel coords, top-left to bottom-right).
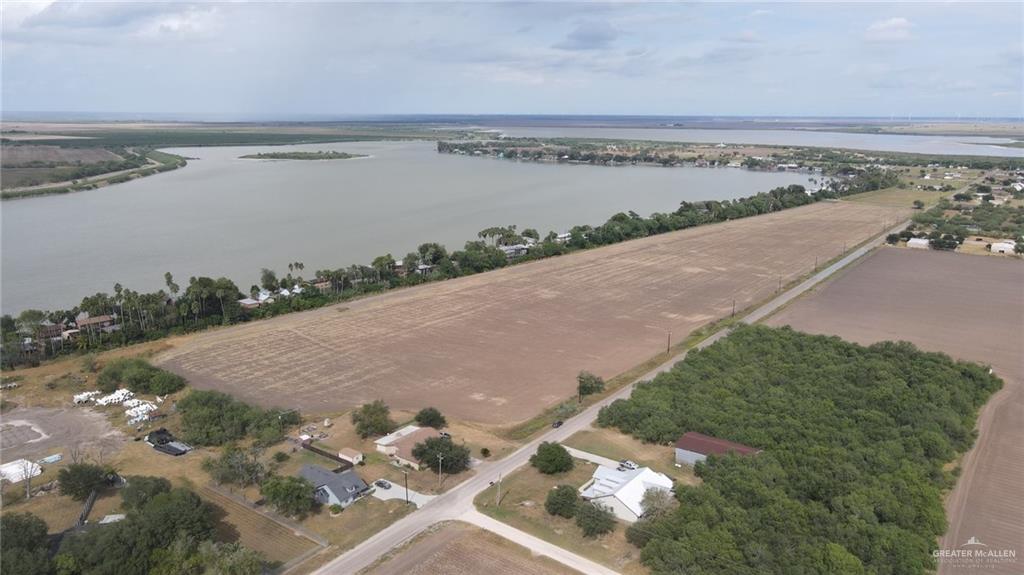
xmin=474 ymin=458 xmax=648 ymax=575
xmin=563 ymin=427 xmax=699 ymax=486
xmin=366 ymin=521 xmax=577 ymax=575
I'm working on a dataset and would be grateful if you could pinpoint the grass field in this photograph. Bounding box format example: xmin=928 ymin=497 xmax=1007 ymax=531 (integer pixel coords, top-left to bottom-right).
xmin=766 ymin=248 xmax=1024 ymax=575
xmin=844 ymin=186 xmax=947 ymax=208
xmin=475 ymin=458 xmax=646 ymax=574
xmin=563 ymin=428 xmax=698 ymax=485
xmin=366 ymin=521 xmax=577 ymax=575
xmin=158 ymin=201 xmax=906 ymax=426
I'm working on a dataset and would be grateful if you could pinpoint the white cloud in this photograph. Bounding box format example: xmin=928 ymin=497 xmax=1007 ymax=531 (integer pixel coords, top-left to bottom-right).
xmin=864 ymin=17 xmax=913 ymax=42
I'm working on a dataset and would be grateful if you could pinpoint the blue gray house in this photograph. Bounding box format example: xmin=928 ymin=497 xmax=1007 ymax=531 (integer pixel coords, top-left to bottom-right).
xmin=298 ymin=465 xmax=370 ymax=508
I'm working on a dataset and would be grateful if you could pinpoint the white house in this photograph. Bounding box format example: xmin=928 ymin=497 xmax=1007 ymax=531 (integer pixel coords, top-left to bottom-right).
xmin=991 ymin=241 xmax=1016 ymax=254
xmin=906 ymin=238 xmax=930 ymax=249
xmin=578 ymin=465 xmax=673 ymax=522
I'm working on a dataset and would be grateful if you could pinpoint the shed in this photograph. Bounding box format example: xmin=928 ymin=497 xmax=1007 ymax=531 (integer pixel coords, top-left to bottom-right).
xmin=338 ymin=448 xmax=363 ymax=465
xmin=991 ymin=242 xmax=1016 ymax=254
xmin=906 ymin=238 xmax=930 ymax=249
xmin=674 ymin=432 xmax=761 ymax=465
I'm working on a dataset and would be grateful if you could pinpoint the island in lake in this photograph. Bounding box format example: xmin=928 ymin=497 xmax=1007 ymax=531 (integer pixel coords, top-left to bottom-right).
xmin=239 ymin=150 xmax=367 ymax=160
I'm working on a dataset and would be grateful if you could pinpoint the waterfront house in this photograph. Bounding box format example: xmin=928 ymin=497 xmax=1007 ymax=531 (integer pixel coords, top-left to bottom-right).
xmin=237 ymin=298 xmax=260 ymax=310
xmin=77 ymin=314 xmax=119 ymax=333
xmin=674 ymin=431 xmax=761 ymax=465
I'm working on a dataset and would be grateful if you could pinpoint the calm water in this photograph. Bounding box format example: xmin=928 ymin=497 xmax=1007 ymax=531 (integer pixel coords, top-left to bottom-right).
xmin=1 ymin=140 xmax=816 ymax=313
xmin=493 ymin=126 xmax=1024 ymax=158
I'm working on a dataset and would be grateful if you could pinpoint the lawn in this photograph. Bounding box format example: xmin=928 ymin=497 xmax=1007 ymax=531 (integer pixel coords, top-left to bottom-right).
xmin=844 ymin=186 xmax=947 ymax=208
xmin=474 ymin=458 xmax=648 ymax=575
xmin=563 ymin=428 xmax=699 ymax=486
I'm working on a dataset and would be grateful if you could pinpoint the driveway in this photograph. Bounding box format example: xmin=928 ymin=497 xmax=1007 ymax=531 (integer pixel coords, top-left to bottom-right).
xmin=564 ymin=446 xmax=619 ymax=469
xmin=371 ymin=480 xmax=435 ymax=508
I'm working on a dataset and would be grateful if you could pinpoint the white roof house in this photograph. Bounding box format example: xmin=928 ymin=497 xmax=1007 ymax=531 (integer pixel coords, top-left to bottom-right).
xmin=906 ymin=238 xmax=930 ymax=249
xmin=991 ymin=241 xmax=1016 ymax=254
xmin=0 ymin=459 xmax=42 ymax=483
xmin=579 ymin=465 xmax=673 ymax=522
xmin=374 ymin=424 xmax=422 ymax=454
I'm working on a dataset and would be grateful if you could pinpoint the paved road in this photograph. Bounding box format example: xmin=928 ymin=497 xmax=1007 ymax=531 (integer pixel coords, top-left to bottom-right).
xmin=320 ymin=218 xmax=911 ymax=575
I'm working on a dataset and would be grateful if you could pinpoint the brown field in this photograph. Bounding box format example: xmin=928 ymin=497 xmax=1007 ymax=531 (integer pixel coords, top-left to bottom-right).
xmin=367 ymin=521 xmax=577 ymax=575
xmin=199 ymin=485 xmax=321 ymax=566
xmin=0 ymin=144 xmax=120 ymax=166
xmin=766 ymin=248 xmax=1024 ymax=574
xmin=157 ymin=201 xmax=905 ymax=425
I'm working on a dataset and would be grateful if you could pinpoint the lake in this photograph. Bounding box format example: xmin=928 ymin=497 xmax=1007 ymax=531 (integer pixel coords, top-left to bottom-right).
xmin=0 ymin=140 xmax=816 ymax=313
xmin=492 ymin=126 xmax=1024 ymax=158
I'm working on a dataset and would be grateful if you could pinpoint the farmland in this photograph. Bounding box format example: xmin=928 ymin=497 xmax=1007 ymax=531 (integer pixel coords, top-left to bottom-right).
xmin=767 ymin=248 xmax=1024 ymax=574
xmin=367 ymin=522 xmax=577 ymax=575
xmin=157 ymin=200 xmax=906 ymax=425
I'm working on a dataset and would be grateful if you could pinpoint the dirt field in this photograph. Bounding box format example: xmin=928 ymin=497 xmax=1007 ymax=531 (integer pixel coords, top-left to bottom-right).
xmin=0 ymin=144 xmax=121 ymax=166
xmin=0 ymin=406 xmax=126 ymax=462
xmin=157 ymin=201 xmax=905 ymax=425
xmin=367 ymin=521 xmax=577 ymax=575
xmin=766 ymin=248 xmax=1023 ymax=574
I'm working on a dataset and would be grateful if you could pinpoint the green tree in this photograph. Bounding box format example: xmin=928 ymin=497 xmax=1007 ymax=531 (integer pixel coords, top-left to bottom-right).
xmin=575 ymin=501 xmax=616 ymax=537
xmin=202 ymin=446 xmax=267 ymax=488
xmin=260 ymin=476 xmax=314 ymax=517
xmin=530 ymin=442 xmax=574 ymax=474
xmin=58 ymin=463 xmax=107 ymax=501
xmin=912 ymin=200 xmax=925 ymax=209
xmin=194 ymin=540 xmax=263 ymax=575
xmin=545 ymin=485 xmax=579 ymax=518
xmin=1 ymin=513 xmax=52 ymax=575
xmin=121 ymin=475 xmax=171 ymax=510
xmin=414 ymin=407 xmax=447 ymax=429
xmin=411 ymin=437 xmax=471 ymax=474
xmin=351 ymin=399 xmax=394 ymax=438
xmin=577 ymin=370 xmax=605 ymax=400
xmin=260 ymin=268 xmax=278 ymax=291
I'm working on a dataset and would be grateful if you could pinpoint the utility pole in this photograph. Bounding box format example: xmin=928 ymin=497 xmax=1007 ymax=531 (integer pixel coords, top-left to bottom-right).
xmin=496 ymin=473 xmax=502 ymax=507
xmin=402 ymin=469 xmax=409 ymax=505
xmin=731 ymin=299 xmax=736 ymax=317
xmin=778 ymin=275 xmax=782 ymax=293
xmin=666 ymin=329 xmax=672 ymax=354
xmin=436 ymin=454 xmax=444 ymax=490
xmin=814 ymin=256 xmax=818 ymax=272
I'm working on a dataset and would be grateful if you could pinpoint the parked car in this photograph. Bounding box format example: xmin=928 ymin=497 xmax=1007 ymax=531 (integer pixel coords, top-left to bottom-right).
xmin=374 ymin=479 xmax=392 ymax=490
xmin=619 ymin=460 xmax=639 ymax=470
xmin=551 ymin=420 xmax=564 ymax=429
xmin=439 ymin=431 xmax=451 ymax=439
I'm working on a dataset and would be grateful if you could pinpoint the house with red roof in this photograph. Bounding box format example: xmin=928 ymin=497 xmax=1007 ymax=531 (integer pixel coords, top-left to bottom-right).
xmin=674 ymin=431 xmax=761 ymax=466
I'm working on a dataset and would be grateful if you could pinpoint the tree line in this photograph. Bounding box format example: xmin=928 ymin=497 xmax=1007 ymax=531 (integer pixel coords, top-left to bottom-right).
xmin=596 ymin=325 xmax=1001 ymax=575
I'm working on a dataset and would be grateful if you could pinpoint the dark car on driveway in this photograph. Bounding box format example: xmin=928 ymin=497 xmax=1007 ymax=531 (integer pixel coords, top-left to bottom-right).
xmin=374 ymin=479 xmax=392 ymax=490
xmin=552 ymin=420 xmax=564 ymax=428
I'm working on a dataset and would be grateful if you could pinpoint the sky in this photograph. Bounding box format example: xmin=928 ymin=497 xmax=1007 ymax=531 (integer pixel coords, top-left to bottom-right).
xmin=2 ymin=1 xmax=1022 ymax=119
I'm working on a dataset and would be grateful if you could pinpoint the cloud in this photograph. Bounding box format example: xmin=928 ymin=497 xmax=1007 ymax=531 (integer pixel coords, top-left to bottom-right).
xmin=673 ymin=45 xmax=759 ymax=68
xmin=748 ymin=9 xmax=772 ymax=18
xmin=864 ymin=17 xmax=913 ymax=42
xmin=725 ymin=30 xmax=761 ymax=44
xmin=553 ymin=20 xmax=618 ymax=51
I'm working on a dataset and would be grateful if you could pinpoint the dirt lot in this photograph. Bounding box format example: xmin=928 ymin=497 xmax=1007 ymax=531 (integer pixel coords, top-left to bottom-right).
xmin=0 ymin=406 xmax=125 ymax=462
xmin=367 ymin=521 xmax=577 ymax=575
xmin=157 ymin=201 xmax=905 ymax=425
xmin=766 ymin=248 xmax=1023 ymax=574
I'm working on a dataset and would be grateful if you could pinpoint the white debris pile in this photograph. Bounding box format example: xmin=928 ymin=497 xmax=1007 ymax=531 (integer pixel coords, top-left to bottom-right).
xmin=73 ymin=391 xmax=101 ymax=404
xmin=96 ymin=389 xmax=134 ymax=406
xmin=125 ymin=398 xmax=158 ymax=425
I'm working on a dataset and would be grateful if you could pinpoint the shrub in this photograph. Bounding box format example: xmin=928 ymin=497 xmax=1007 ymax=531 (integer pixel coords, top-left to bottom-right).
xmin=576 ymin=501 xmax=616 ymax=537
xmin=329 ymin=504 xmax=343 ymax=514
xmin=272 ymin=451 xmax=290 ymax=463
xmin=414 ymin=407 xmax=447 ymax=429
xmin=577 ymin=371 xmax=605 ymax=398
xmin=96 ymin=358 xmax=185 ymax=395
xmin=58 ymin=463 xmax=107 ymax=501
xmin=530 ymin=442 xmax=573 ymax=474
xmin=480 ymin=447 xmax=491 ymax=458
xmin=351 ymin=400 xmax=394 ymax=438
xmin=545 ymin=485 xmax=579 ymax=518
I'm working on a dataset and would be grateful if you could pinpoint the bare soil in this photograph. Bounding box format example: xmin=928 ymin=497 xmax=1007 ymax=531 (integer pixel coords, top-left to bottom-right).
xmin=766 ymin=248 xmax=1024 ymax=574
xmin=1 ymin=145 xmax=121 ymax=167
xmin=0 ymin=406 xmax=126 ymax=462
xmin=367 ymin=521 xmax=577 ymax=575
xmin=157 ymin=201 xmax=905 ymax=425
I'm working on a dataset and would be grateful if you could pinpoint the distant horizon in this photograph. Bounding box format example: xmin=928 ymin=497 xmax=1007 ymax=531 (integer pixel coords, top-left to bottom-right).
xmin=4 ymin=112 xmax=1023 ymax=124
